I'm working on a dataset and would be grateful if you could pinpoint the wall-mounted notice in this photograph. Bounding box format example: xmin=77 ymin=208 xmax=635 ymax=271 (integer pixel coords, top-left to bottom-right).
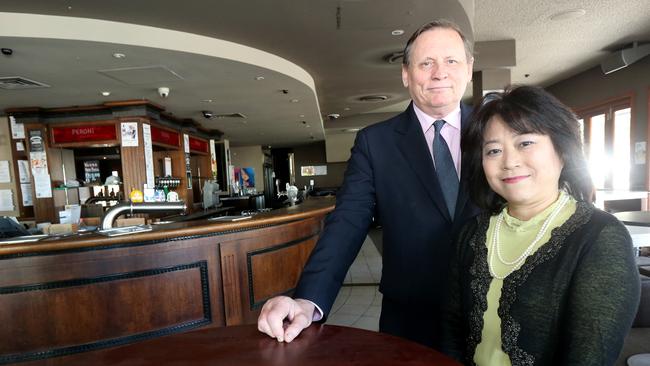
xmin=9 ymin=116 xmax=25 ymax=139
xmin=0 ymin=189 xmax=14 ymax=211
xmin=209 ymin=139 xmax=217 ymax=178
xmin=300 ymin=165 xmax=328 ymax=176
xmin=121 ymin=122 xmax=139 ymax=147
xmin=0 ymin=161 xmax=10 ymax=183
xmin=635 ymin=141 xmax=646 ymax=165
xmin=17 ymin=160 xmax=30 ymax=183
xmin=20 ymin=183 xmax=33 ymax=206
xmin=142 ymin=124 xmax=154 ymax=188
xmin=34 ymin=174 xmax=52 ymax=198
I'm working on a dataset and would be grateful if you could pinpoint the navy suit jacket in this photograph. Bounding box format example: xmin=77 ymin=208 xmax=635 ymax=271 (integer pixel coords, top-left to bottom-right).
xmin=294 ymin=102 xmax=479 ymax=319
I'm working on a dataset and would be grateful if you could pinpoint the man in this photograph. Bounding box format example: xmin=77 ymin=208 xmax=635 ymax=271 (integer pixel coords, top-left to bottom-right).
xmin=258 ymin=19 xmax=479 ymax=348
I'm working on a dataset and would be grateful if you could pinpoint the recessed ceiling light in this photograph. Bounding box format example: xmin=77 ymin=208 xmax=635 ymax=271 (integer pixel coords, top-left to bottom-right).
xmin=391 ymin=29 xmax=404 ymax=36
xmin=358 ymin=95 xmax=389 ymax=102
xmin=549 ymin=9 xmax=586 ymax=21
xmin=344 ymin=107 xmax=351 ymax=111
xmin=201 ymin=99 xmax=213 ymax=103
xmin=290 ymin=99 xmax=299 ymax=103
xmin=101 ymin=91 xmax=111 ymax=96
xmin=112 ymin=53 xmax=126 ymax=59
xmin=299 ymin=114 xmax=305 ymax=118
xmin=255 ymin=76 xmax=265 ymax=81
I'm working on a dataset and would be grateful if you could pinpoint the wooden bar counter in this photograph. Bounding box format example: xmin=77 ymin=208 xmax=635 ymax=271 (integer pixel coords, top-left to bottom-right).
xmin=0 ymin=198 xmax=335 ymax=365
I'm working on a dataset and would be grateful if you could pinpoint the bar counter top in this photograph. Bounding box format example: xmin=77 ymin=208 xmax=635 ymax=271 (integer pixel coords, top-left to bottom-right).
xmin=0 ymin=197 xmax=335 ymax=257
xmin=0 ymin=197 xmax=335 ymax=363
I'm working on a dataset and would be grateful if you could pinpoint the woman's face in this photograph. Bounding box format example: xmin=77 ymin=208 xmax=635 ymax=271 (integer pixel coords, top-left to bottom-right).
xmin=482 ymin=115 xmax=564 ymax=215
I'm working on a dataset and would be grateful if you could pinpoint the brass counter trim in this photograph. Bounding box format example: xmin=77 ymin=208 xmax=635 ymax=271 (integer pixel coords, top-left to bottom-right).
xmin=0 ymin=199 xmax=334 ymax=260
xmin=0 ymin=221 xmax=289 ymax=261
xmin=0 ymin=261 xmax=211 ymax=364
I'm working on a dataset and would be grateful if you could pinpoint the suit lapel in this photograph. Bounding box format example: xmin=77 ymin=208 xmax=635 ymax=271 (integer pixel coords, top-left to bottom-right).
xmin=394 ymin=103 xmax=452 ymax=221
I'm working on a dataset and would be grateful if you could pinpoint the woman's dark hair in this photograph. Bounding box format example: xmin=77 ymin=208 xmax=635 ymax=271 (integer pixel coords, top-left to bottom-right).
xmin=462 ymin=85 xmax=594 ymax=214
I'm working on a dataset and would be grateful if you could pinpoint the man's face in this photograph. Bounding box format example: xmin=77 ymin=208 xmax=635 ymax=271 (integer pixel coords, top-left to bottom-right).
xmin=401 ymin=28 xmax=473 ymax=119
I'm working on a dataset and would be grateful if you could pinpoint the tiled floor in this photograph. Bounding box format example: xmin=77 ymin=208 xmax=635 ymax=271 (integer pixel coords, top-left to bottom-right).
xmin=325 ymin=231 xmax=382 ymax=331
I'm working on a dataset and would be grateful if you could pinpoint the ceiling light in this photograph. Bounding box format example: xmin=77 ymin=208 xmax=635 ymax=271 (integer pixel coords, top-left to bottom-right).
xmin=299 ymin=114 xmax=305 ymax=118
xmin=101 ymin=91 xmax=111 ymax=96
xmin=201 ymin=99 xmax=213 ymax=103
xmin=255 ymin=76 xmax=265 ymax=81
xmin=344 ymin=107 xmax=351 ymax=111
xmin=358 ymin=95 xmax=389 ymax=102
xmin=384 ymin=51 xmax=404 ymax=64
xmin=391 ymin=29 xmax=404 ymax=36
xmin=549 ymin=9 xmax=586 ymax=21
xmin=112 ymin=53 xmax=126 ymax=59
xmin=290 ymin=99 xmax=299 ymax=103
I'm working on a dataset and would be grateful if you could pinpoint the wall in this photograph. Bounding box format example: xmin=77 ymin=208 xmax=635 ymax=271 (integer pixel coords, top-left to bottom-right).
xmin=0 ymin=116 xmax=19 ymax=216
xmin=325 ymin=133 xmax=357 ymax=163
xmin=230 ymin=145 xmax=264 ymax=192
xmin=546 ymin=56 xmax=650 ymax=190
xmin=293 ymin=141 xmax=347 ymax=189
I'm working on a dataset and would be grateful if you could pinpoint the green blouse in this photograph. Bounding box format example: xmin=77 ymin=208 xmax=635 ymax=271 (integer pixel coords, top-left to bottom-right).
xmin=474 ymin=192 xmax=576 ymax=366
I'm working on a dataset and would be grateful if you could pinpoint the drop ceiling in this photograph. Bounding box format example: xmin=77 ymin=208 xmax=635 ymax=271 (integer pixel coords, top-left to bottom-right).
xmin=0 ymin=0 xmax=649 ymax=147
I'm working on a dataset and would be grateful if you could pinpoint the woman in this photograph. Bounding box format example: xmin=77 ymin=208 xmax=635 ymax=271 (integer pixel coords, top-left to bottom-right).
xmin=439 ymin=85 xmax=640 ymax=365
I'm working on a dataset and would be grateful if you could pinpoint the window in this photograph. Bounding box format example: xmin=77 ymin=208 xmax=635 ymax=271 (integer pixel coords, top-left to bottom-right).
xmin=576 ymin=97 xmax=632 ymax=190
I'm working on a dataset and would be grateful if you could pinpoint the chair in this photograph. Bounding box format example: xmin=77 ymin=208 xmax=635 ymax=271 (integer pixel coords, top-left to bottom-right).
xmin=620 ymin=276 xmax=650 ymax=366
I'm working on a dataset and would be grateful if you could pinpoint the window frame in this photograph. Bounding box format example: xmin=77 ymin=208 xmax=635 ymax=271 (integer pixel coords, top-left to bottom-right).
xmin=573 ymin=93 xmax=635 ymax=190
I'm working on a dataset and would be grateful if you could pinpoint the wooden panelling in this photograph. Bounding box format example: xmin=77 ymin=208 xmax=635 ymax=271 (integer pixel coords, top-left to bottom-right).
xmin=119 ymin=118 xmax=148 ymax=194
xmin=25 ymin=124 xmax=56 ymax=223
xmin=248 ymin=235 xmax=318 ymax=307
xmin=0 ymin=263 xmax=209 ymax=362
xmin=219 ymin=216 xmax=321 ymax=325
xmin=169 ymin=148 xmax=190 ymax=204
xmin=0 ymin=236 xmax=224 ymax=364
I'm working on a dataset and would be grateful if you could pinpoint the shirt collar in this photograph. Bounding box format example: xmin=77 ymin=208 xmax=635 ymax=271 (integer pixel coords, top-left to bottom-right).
xmin=412 ymin=103 xmax=461 ymax=133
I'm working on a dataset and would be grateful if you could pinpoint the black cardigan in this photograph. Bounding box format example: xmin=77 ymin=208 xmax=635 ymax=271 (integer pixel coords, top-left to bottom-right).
xmin=440 ymin=202 xmax=641 ymax=366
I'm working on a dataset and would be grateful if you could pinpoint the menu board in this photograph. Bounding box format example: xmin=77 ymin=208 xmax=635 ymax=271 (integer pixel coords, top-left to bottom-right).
xmin=84 ymin=160 xmax=101 ymax=183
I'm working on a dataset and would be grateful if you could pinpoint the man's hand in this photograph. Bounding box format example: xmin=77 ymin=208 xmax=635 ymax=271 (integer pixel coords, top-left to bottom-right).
xmin=257 ymin=296 xmax=316 ymax=343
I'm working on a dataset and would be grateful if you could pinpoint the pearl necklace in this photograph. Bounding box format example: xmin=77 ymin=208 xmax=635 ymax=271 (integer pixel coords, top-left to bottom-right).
xmin=488 ymin=193 xmax=570 ymax=280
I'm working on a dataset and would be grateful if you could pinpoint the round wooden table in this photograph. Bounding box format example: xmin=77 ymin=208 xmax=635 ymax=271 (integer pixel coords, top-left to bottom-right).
xmin=22 ymin=325 xmax=461 ymax=365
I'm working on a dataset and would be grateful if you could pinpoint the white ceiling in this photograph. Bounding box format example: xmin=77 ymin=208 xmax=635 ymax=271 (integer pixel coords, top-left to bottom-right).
xmin=0 ymin=0 xmax=648 ymax=147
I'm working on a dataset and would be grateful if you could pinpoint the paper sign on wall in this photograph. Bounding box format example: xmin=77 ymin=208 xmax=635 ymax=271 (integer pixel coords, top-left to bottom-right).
xmin=18 ymin=160 xmax=30 ymax=183
xmin=20 ymin=184 xmax=33 ymax=206
xmin=121 ymin=122 xmax=139 ymax=147
xmin=9 ymin=116 xmax=25 ymax=139
xmin=0 ymin=161 xmax=10 ymax=183
xmin=142 ymin=123 xmax=154 ymax=187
